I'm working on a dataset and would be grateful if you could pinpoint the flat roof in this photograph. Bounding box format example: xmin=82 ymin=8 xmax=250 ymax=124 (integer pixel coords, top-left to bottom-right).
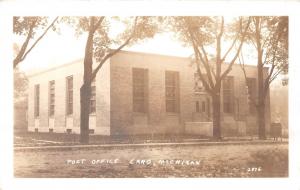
xmin=27 ymin=49 xmax=258 ymax=77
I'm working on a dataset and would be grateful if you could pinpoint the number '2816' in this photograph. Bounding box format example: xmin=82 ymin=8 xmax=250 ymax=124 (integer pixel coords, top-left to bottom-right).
xmin=247 ymin=167 xmax=262 ymax=172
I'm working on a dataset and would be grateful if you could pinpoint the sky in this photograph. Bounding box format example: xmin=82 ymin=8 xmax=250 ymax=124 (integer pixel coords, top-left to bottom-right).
xmin=14 ymin=17 xmax=257 ymax=75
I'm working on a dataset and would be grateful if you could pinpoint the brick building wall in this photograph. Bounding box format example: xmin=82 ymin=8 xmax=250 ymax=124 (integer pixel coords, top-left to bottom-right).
xmin=27 ymin=58 xmax=111 ymax=135
xmin=27 ymin=50 xmax=270 ymax=137
xmin=110 ymin=51 xmax=194 ymax=135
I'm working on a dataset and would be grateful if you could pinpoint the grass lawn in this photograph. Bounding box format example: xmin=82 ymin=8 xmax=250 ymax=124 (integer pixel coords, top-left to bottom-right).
xmin=14 ymin=143 xmax=288 ymax=178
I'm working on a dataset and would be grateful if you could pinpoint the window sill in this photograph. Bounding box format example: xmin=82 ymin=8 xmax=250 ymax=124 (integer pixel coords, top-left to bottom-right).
xmin=133 ymin=112 xmax=148 ymax=116
xmin=194 ymin=91 xmax=208 ymax=95
xmin=223 ymin=113 xmax=234 ymax=116
xmin=166 ymin=112 xmax=180 ymax=116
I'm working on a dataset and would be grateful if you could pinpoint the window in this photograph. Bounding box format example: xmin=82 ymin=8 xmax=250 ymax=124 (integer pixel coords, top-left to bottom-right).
xmin=202 ymin=101 xmax=206 ymax=112
xmin=246 ymin=78 xmax=257 ymax=114
xmin=66 ymin=76 xmax=73 ymax=115
xmin=66 ymin=129 xmax=72 ymax=134
xmin=223 ymin=76 xmax=234 ymax=114
xmin=49 ymin=80 xmax=55 ymax=116
xmin=194 ymin=73 xmax=208 ymax=93
xmin=195 ymin=101 xmax=200 ymax=112
xmin=90 ymin=79 xmax=96 ymax=114
xmin=34 ymin=84 xmax=40 ymax=117
xmin=132 ymin=68 xmax=148 ymax=113
xmin=195 ymin=101 xmax=207 ymax=113
xmin=207 ymin=98 xmax=211 ymax=118
xmin=89 ymin=129 xmax=95 ymax=134
xmin=165 ymin=71 xmax=179 ymax=113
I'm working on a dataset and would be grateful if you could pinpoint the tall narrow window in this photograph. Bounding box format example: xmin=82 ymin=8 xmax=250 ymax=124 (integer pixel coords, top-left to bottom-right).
xmin=195 ymin=101 xmax=200 ymax=112
xmin=34 ymin=84 xmax=40 ymax=117
xmin=132 ymin=68 xmax=148 ymax=113
xmin=202 ymin=101 xmax=206 ymax=112
xmin=223 ymin=76 xmax=234 ymax=114
xmin=246 ymin=78 xmax=256 ymax=114
xmin=49 ymin=80 xmax=55 ymax=116
xmin=66 ymin=76 xmax=73 ymax=115
xmin=207 ymin=98 xmax=211 ymax=118
xmin=165 ymin=71 xmax=179 ymax=113
xmin=90 ymin=79 xmax=96 ymax=114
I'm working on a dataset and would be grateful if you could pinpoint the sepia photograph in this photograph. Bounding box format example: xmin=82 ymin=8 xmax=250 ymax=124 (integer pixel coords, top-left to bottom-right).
xmin=12 ymin=15 xmax=289 ymax=178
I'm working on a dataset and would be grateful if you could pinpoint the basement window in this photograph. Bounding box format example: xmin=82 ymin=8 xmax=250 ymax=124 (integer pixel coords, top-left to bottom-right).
xmin=66 ymin=129 xmax=72 ymax=134
xmin=89 ymin=129 xmax=95 ymax=134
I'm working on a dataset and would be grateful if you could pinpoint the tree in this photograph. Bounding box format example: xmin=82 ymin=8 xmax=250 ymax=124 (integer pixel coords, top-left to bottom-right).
xmin=14 ymin=68 xmax=28 ymax=102
xmin=14 ymin=68 xmax=29 ymax=133
xmin=13 ymin=16 xmax=59 ymax=68
xmin=170 ymin=16 xmax=250 ymax=140
xmin=241 ymin=16 xmax=288 ymax=140
xmin=66 ymin=16 xmax=159 ymax=144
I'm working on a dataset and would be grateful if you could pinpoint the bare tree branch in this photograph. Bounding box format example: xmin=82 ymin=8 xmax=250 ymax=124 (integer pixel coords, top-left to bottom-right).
xmin=220 ymin=18 xmax=251 ymax=80
xmin=186 ymin=23 xmax=215 ymax=89
xmin=92 ymin=16 xmax=105 ymax=33
xmin=220 ymin=36 xmax=238 ymax=63
xmin=216 ymin=17 xmax=224 ymax=77
xmin=250 ymin=38 xmax=258 ymax=50
xmin=238 ymin=49 xmax=247 ymax=82
xmin=15 ymin=17 xmax=59 ymax=67
xmin=183 ymin=18 xmax=213 ymax=94
xmin=200 ymin=45 xmax=216 ymax=82
xmin=192 ymin=44 xmax=213 ymax=95
xmin=13 ymin=18 xmax=38 ymax=68
xmin=263 ymin=67 xmax=283 ymax=99
xmin=90 ymin=17 xmax=138 ymax=81
xmin=263 ymin=48 xmax=270 ymax=65
xmin=262 ymin=21 xmax=283 ymax=96
xmin=220 ymin=17 xmax=243 ymax=63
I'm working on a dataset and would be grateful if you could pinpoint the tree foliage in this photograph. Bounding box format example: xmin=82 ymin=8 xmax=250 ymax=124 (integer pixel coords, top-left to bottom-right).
xmin=170 ymin=16 xmax=250 ymax=93
xmin=63 ymin=16 xmax=160 ymax=143
xmin=14 ymin=68 xmax=28 ymax=102
xmin=13 ymin=16 xmax=59 ymax=68
xmin=248 ymin=16 xmax=288 ymax=90
xmin=64 ymin=16 xmax=160 ymax=82
xmin=238 ymin=16 xmax=288 ymax=140
xmin=169 ymin=16 xmax=250 ymax=139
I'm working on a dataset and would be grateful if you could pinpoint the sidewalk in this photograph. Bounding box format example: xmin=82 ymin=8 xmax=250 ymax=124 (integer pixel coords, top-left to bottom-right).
xmin=14 ymin=138 xmax=288 ymax=151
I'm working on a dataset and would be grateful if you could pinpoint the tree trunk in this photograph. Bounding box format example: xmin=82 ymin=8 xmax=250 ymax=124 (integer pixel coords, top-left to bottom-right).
xmin=80 ymin=22 xmax=94 ymax=144
xmin=80 ymin=83 xmax=91 ymax=144
xmin=257 ymin=64 xmax=266 ymax=140
xmin=14 ymin=24 xmax=34 ymax=68
xmin=254 ymin=17 xmax=266 ymax=140
xmin=257 ymin=100 xmax=266 ymax=140
xmin=212 ymin=87 xmax=221 ymax=140
xmin=257 ymin=47 xmax=266 ymax=140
